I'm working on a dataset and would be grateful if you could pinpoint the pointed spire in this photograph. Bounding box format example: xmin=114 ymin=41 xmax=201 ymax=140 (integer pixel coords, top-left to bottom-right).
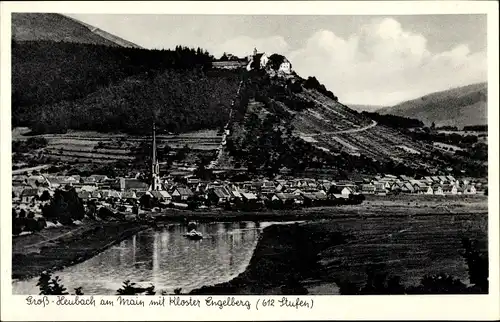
xmin=152 ymin=120 xmax=156 ymax=167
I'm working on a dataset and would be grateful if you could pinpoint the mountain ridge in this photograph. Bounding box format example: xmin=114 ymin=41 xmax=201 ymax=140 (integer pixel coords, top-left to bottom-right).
xmin=378 ymin=82 xmax=487 ymax=128
xmin=12 ymin=13 xmax=141 ymax=48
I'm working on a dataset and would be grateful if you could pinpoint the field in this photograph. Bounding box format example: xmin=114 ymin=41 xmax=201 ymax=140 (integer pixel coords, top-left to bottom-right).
xmin=192 ymin=206 xmax=488 ymax=295
xmin=13 ymin=128 xmax=223 ymax=165
xmin=313 ymin=212 xmax=487 ymax=288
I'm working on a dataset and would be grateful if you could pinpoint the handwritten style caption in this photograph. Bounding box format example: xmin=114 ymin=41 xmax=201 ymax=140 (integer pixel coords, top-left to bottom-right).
xmin=26 ymin=295 xmax=314 ymax=310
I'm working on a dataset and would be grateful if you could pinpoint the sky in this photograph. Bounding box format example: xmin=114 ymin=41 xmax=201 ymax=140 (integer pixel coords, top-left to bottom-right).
xmin=67 ymin=14 xmax=487 ymax=106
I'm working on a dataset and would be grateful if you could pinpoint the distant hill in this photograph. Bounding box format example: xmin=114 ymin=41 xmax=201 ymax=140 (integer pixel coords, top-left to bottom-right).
xmin=378 ymin=83 xmax=487 ymax=128
xmin=12 ymin=13 xmax=141 ymax=48
xmin=347 ymin=104 xmax=386 ymax=113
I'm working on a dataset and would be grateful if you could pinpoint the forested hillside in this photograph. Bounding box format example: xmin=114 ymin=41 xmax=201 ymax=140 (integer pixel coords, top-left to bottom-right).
xmin=29 ymin=70 xmax=239 ymax=135
xmin=11 ymin=41 xmax=240 ymax=134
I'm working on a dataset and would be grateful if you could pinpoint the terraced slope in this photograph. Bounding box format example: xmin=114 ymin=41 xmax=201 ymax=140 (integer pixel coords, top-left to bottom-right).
xmin=292 ymin=89 xmax=434 ymax=165
xmin=31 ymin=130 xmax=223 ymax=165
xmin=292 ymin=89 xmax=372 ymax=134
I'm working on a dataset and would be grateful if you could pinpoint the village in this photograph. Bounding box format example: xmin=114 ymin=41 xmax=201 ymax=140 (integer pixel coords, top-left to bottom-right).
xmin=12 ymin=169 xmax=486 ymax=219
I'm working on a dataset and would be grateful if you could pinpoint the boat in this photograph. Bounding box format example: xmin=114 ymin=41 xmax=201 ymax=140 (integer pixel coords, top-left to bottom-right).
xmin=183 ymin=229 xmax=203 ymax=240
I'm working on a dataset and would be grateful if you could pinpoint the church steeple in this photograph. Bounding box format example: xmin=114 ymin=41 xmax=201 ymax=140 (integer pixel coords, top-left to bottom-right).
xmin=150 ymin=121 xmax=162 ymax=191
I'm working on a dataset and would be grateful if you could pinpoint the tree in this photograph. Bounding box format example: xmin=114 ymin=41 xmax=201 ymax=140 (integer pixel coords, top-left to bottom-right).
xmin=42 ymin=188 xmax=85 ymax=223
xmin=462 ymin=237 xmax=488 ymax=292
xmin=37 ymin=272 xmax=69 ymax=295
xmin=39 ymin=190 xmax=51 ymax=201
xmin=117 ymin=280 xmax=155 ymax=295
xmin=220 ymin=53 xmax=228 ymax=61
xmin=139 ymin=194 xmax=153 ymax=209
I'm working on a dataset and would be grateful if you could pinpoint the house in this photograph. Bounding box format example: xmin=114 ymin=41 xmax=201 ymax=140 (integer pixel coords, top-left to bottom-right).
xmin=379 ymin=180 xmax=393 ymax=190
xmin=390 ymin=182 xmax=404 ymax=192
xmin=186 ymin=178 xmax=201 ymax=189
xmin=432 ymin=185 xmax=444 ymax=195
xmin=361 ymin=184 xmax=376 ymax=194
xmin=318 ymin=181 xmax=333 ymax=193
xmin=301 ymin=192 xmax=318 ymax=206
xmin=442 ymin=184 xmax=458 ymax=195
xmin=121 ymin=191 xmax=137 ymax=200
xmin=89 ymin=175 xmax=109 ymax=183
xmin=301 ymin=191 xmax=327 ymax=206
xmin=101 ymin=190 xmax=121 ymax=199
xmin=78 ymin=191 xmax=91 ymax=200
xmin=399 ymin=175 xmax=412 ymax=181
xmin=80 ymin=184 xmax=98 ymax=192
xmin=229 ymin=189 xmax=243 ymax=201
xmin=246 ymin=48 xmax=269 ymax=71
xmin=374 ymin=183 xmax=387 ymax=195
xmin=21 ymin=188 xmax=40 ymax=203
xmin=91 ymin=191 xmax=102 ymax=200
xmin=462 ymin=185 xmax=477 ymax=195
xmin=135 ymin=191 xmax=150 ymax=199
xmin=423 ymin=186 xmax=434 ymax=195
xmin=423 ymin=176 xmax=434 ymax=184
xmin=171 ymin=187 xmax=194 ymax=202
xmin=209 ymin=187 xmax=232 ymax=205
xmin=114 ymin=178 xmax=149 ymax=192
xmin=272 ymin=193 xmax=303 ymax=206
xmin=260 ymin=180 xmax=276 ymax=194
xmin=278 ymin=58 xmax=292 ymax=74
xmin=431 ymin=176 xmax=441 ymax=183
xmin=412 ymin=181 xmax=428 ymax=194
xmin=150 ymin=190 xmax=172 ymax=202
xmin=446 ymin=175 xmax=456 ymax=183
xmin=328 ymin=185 xmax=354 ymax=197
xmin=241 ymin=192 xmax=258 ymax=203
xmin=438 ymin=176 xmax=449 ymax=183
xmin=401 ymin=182 xmax=415 ymax=194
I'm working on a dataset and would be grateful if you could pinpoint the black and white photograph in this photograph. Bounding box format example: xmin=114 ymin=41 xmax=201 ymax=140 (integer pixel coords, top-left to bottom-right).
xmin=2 ymin=2 xmax=497 ymax=310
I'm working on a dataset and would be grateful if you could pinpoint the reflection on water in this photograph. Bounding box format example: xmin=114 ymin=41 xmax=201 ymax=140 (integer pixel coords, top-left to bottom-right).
xmin=13 ymin=221 xmax=265 ymax=295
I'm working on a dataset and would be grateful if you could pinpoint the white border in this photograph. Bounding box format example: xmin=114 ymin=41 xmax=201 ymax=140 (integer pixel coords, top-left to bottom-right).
xmin=1 ymin=1 xmax=499 ymax=321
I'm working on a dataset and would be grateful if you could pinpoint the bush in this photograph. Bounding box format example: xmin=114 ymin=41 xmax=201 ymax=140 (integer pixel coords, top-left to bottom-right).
xmin=117 ymin=280 xmax=155 ymax=295
xmin=303 ymin=76 xmax=338 ymax=101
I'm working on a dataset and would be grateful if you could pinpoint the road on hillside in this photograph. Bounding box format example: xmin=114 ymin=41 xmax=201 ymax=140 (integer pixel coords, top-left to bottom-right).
xmin=310 ymin=120 xmax=377 ymax=136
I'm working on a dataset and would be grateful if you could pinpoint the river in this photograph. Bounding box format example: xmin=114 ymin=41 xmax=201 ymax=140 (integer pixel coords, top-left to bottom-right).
xmin=13 ymin=221 xmax=288 ymax=295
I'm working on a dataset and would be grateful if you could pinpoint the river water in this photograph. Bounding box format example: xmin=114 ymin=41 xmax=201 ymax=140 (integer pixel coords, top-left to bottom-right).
xmin=13 ymin=221 xmax=284 ymax=295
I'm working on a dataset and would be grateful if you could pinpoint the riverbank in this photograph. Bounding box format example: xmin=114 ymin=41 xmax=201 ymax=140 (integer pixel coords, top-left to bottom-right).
xmin=154 ymin=194 xmax=488 ymax=223
xmin=191 ymin=211 xmax=488 ymax=295
xmin=12 ymin=194 xmax=487 ymax=284
xmin=12 ymin=221 xmax=149 ymax=281
xmin=190 ymin=222 xmax=348 ymax=295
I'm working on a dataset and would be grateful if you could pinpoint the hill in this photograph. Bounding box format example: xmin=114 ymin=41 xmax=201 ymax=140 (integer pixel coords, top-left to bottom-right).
xmin=12 ymin=41 xmax=219 ymax=132
xmin=12 ymin=13 xmax=141 ymax=48
xmin=11 ymin=29 xmax=487 ymax=178
xmin=347 ymin=104 xmax=386 ymax=113
xmin=378 ymin=83 xmax=487 ymax=128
